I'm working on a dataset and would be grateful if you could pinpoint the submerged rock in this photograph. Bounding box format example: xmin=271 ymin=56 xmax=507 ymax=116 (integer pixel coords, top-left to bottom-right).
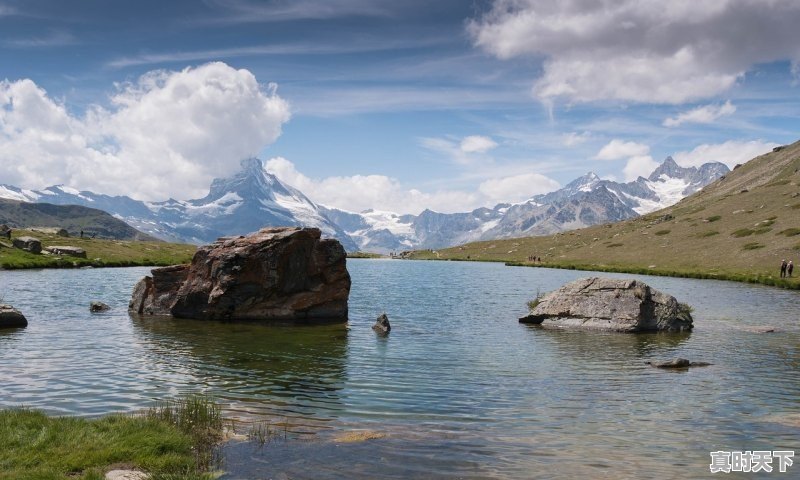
xmin=89 ymin=301 xmax=111 ymax=312
xmin=372 ymin=313 xmax=391 ymax=335
xmin=519 ymin=277 xmax=693 ymax=333
xmin=647 ymin=358 xmax=712 ymax=369
xmin=12 ymin=236 xmax=42 ymax=254
xmin=0 ymin=304 xmax=28 ymax=328
xmin=130 ymin=227 xmax=351 ymax=322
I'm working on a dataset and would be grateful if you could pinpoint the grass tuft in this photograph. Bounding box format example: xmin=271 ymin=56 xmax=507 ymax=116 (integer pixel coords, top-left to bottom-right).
xmin=706 ymin=215 xmax=722 ymax=222
xmin=742 ymin=242 xmax=764 ymax=250
xmin=654 ymin=230 xmax=670 ymax=236
xmin=779 ymin=228 xmax=800 ymax=237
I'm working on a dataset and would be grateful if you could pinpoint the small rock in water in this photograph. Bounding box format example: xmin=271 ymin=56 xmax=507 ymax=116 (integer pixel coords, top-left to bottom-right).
xmin=372 ymin=313 xmax=391 ymax=335
xmin=90 ymin=301 xmax=111 ymax=313
xmin=0 ymin=304 xmax=28 ymax=328
xmin=647 ymin=358 xmax=711 ymax=369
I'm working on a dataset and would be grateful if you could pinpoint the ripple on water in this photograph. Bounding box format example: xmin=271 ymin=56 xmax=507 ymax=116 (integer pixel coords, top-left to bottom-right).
xmin=1 ymin=262 xmax=799 ymax=478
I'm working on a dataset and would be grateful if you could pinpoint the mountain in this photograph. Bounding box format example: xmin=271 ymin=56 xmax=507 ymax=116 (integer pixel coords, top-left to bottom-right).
xmin=0 ymin=159 xmax=357 ymax=250
xmin=323 ymin=157 xmax=729 ymax=253
xmin=0 ymin=156 xmax=727 ymax=253
xmin=0 ymin=198 xmax=157 ymax=241
xmin=409 ymin=141 xmax=800 ymax=285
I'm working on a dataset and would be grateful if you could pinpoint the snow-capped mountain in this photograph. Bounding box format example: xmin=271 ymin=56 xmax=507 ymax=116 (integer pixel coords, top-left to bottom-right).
xmin=322 ymin=157 xmax=729 ymax=253
xmin=0 ymin=158 xmax=357 ymax=250
xmin=0 ymin=156 xmax=726 ymax=253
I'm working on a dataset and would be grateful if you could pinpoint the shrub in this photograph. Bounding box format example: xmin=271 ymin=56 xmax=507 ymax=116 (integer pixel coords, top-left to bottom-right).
xmin=779 ymin=228 xmax=800 ymax=237
xmin=607 ymin=243 xmax=624 ymax=248
xmin=742 ymin=242 xmax=764 ymax=250
xmin=732 ymin=228 xmax=754 ymax=237
xmin=655 ymin=230 xmax=671 ymax=236
xmin=697 ymin=230 xmax=719 ymax=238
xmin=706 ymin=215 xmax=722 ymax=222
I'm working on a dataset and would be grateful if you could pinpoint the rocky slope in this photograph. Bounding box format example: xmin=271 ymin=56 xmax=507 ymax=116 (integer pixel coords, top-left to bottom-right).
xmin=0 ymin=198 xmax=156 ymax=241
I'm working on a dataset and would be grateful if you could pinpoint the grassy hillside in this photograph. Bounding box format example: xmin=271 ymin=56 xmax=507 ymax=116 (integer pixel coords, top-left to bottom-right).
xmin=0 ymin=198 xmax=156 ymax=241
xmin=0 ymin=228 xmax=195 ymax=269
xmin=410 ymin=140 xmax=800 ymax=289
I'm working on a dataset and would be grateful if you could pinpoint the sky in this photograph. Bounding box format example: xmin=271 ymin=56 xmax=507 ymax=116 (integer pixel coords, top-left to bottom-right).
xmin=1 ymin=0 xmax=800 ymax=214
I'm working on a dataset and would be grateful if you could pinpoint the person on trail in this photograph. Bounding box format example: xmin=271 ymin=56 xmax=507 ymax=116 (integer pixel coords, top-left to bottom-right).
xmin=780 ymin=259 xmax=788 ymax=278
xmin=789 ymin=261 xmax=794 ymax=278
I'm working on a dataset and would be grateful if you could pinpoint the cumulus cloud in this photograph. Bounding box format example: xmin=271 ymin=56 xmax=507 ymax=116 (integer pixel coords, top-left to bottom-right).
xmin=594 ymin=140 xmax=650 ymax=161
xmin=469 ymin=0 xmax=800 ymax=104
xmin=460 ymin=135 xmax=498 ymax=154
xmin=663 ymin=101 xmax=736 ymax=127
xmin=266 ymin=157 xmax=559 ymax=214
xmin=478 ymin=172 xmax=560 ymax=204
xmin=672 ymin=140 xmax=779 ymax=169
xmin=622 ymin=155 xmax=659 ymax=182
xmin=0 ymin=62 xmax=290 ymax=200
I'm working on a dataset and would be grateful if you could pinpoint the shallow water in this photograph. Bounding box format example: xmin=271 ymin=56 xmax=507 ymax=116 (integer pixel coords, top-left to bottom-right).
xmin=1 ymin=259 xmax=799 ymax=478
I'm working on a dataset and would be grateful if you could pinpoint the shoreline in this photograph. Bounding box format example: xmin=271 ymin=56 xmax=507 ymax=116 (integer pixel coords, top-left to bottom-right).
xmin=408 ymin=256 xmax=800 ymax=290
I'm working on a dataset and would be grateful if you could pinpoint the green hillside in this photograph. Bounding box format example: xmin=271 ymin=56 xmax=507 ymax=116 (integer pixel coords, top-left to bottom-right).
xmin=0 ymin=198 xmax=156 ymax=241
xmin=0 ymin=228 xmax=195 ymax=269
xmin=410 ymin=140 xmax=800 ymax=289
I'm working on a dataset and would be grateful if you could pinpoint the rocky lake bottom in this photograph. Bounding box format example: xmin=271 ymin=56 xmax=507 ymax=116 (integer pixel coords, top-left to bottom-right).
xmin=1 ymin=259 xmax=799 ymax=478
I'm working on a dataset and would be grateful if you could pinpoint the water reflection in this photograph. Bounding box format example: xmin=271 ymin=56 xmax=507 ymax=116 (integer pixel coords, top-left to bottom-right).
xmin=129 ymin=314 xmax=349 ymax=430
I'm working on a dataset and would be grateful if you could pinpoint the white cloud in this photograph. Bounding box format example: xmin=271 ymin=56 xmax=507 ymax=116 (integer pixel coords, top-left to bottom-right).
xmin=469 ymin=0 xmax=800 ymax=104
xmin=594 ymin=139 xmax=650 ymax=161
xmin=672 ymin=140 xmax=779 ymax=169
xmin=663 ymin=101 xmax=736 ymax=127
xmin=0 ymin=62 xmax=290 ymax=200
xmin=478 ymin=173 xmax=560 ymax=204
xmin=622 ymin=155 xmax=659 ymax=182
xmin=420 ymin=134 xmax=498 ymax=165
xmin=266 ymin=157 xmax=559 ymax=214
xmin=460 ymin=135 xmax=497 ymax=154
xmin=562 ymin=131 xmax=591 ymax=147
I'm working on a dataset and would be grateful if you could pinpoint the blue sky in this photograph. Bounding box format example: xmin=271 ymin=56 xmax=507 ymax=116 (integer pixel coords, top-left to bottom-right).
xmin=1 ymin=0 xmax=799 ymax=214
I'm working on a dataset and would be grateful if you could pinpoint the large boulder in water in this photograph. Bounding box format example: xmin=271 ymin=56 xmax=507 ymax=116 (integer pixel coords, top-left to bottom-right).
xmin=0 ymin=304 xmax=28 ymax=328
xmin=129 ymin=227 xmax=350 ymax=321
xmin=519 ymin=277 xmax=693 ymax=333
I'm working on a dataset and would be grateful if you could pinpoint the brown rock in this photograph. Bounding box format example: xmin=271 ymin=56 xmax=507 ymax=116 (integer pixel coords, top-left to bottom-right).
xmin=129 ymin=227 xmax=350 ymax=321
xmin=12 ymin=236 xmax=42 ymax=254
xmin=519 ymin=277 xmax=693 ymax=332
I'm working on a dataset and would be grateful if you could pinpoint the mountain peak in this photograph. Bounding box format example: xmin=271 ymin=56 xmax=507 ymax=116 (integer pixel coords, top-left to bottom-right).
xmin=240 ymin=157 xmax=263 ymax=172
xmin=648 ymin=156 xmax=691 ymax=182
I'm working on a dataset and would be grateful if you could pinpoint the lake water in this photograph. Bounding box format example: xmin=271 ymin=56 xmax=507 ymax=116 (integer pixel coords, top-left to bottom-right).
xmin=1 ymin=259 xmax=799 ymax=478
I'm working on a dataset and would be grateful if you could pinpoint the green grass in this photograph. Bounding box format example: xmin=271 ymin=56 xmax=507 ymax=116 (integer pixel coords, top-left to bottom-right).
xmin=696 ymin=230 xmax=719 ymax=238
xmin=779 ymin=228 xmax=800 ymax=237
xmin=742 ymin=242 xmax=764 ymax=250
xmin=0 ymin=229 xmax=195 ymax=270
xmin=346 ymin=251 xmax=383 ymax=259
xmin=732 ymin=228 xmax=755 ymax=237
xmin=0 ymin=407 xmax=218 ymax=480
xmin=654 ymin=229 xmax=670 ymax=236
xmin=706 ymin=215 xmax=722 ymax=222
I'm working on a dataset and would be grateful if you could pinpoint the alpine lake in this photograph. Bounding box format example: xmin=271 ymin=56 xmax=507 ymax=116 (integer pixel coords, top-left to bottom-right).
xmin=1 ymin=259 xmax=798 ymax=479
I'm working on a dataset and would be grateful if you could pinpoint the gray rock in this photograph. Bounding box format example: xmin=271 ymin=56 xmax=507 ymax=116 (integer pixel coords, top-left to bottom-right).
xmin=89 ymin=301 xmax=111 ymax=312
xmin=12 ymin=236 xmax=42 ymax=254
xmin=372 ymin=313 xmax=391 ymax=335
xmin=44 ymin=246 xmax=87 ymax=258
xmin=519 ymin=277 xmax=693 ymax=333
xmin=130 ymin=227 xmax=351 ymax=322
xmin=0 ymin=304 xmax=28 ymax=328
xmin=105 ymin=470 xmax=148 ymax=480
xmin=647 ymin=358 xmax=712 ymax=368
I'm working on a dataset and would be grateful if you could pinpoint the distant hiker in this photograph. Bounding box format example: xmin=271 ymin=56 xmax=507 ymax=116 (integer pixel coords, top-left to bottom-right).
xmin=789 ymin=261 xmax=794 ymax=278
xmin=780 ymin=259 xmax=788 ymax=278
xmin=80 ymin=229 xmax=84 ymax=238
